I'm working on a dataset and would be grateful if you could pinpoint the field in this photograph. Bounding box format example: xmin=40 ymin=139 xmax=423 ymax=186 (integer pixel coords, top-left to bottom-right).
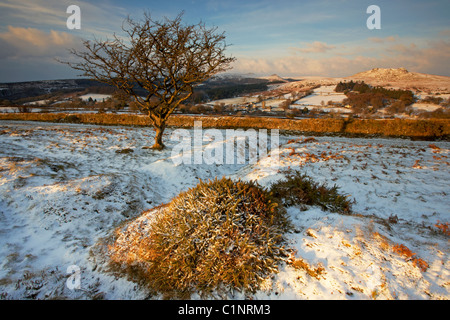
xmin=0 ymin=120 xmax=448 ymax=299
xmin=292 ymin=85 xmax=348 ymax=107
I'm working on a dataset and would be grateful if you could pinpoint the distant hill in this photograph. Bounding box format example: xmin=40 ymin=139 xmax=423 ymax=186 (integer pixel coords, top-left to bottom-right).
xmin=260 ymin=74 xmax=288 ymax=83
xmin=277 ymin=68 xmax=450 ymax=94
xmin=2 ymin=68 xmax=449 ymax=103
xmin=0 ymin=79 xmax=111 ymax=101
xmin=0 ymin=75 xmax=271 ymax=103
xmin=351 ymin=67 xmax=413 ymax=81
xmin=347 ymin=68 xmax=450 ymax=92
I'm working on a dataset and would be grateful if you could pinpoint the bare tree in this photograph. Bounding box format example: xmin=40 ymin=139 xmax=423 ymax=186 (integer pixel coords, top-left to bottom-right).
xmin=60 ymin=12 xmax=235 ymax=149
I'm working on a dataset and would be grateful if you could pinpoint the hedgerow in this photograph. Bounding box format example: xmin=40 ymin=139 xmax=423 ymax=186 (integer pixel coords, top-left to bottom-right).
xmin=1 ymin=113 xmax=448 ymax=139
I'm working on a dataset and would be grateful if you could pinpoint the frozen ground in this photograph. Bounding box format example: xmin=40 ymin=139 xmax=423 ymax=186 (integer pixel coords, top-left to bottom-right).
xmin=0 ymin=120 xmax=448 ymax=300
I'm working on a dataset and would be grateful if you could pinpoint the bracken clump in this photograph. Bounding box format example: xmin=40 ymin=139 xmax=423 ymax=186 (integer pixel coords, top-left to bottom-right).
xmin=270 ymin=171 xmax=353 ymax=214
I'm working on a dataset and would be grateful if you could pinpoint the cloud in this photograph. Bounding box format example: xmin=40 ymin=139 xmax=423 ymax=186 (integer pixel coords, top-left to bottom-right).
xmin=234 ymin=54 xmax=383 ymax=78
xmin=0 ymin=0 xmax=128 ymax=82
xmin=0 ymin=0 xmax=128 ymax=39
xmin=439 ymin=29 xmax=450 ymax=37
xmin=0 ymin=0 xmax=65 ymax=28
xmin=386 ymin=43 xmax=418 ymax=55
xmin=0 ymin=26 xmax=82 ymax=59
xmin=368 ymin=36 xmax=397 ymax=43
xmin=398 ymin=40 xmax=450 ymax=75
xmin=233 ymin=39 xmax=450 ymax=77
xmin=296 ymin=41 xmax=336 ymax=54
xmin=233 ymin=55 xmax=343 ymax=77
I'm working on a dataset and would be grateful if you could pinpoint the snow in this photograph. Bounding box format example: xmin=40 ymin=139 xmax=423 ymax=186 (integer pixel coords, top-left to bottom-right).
xmin=293 ymin=85 xmax=347 ymax=107
xmin=0 ymin=107 xmax=19 ymax=113
xmin=0 ymin=107 xmax=47 ymax=113
xmin=0 ymin=120 xmax=448 ymax=300
xmin=291 ymin=105 xmax=353 ymax=113
xmin=207 ymin=96 xmax=258 ymax=106
xmin=411 ymin=103 xmax=443 ymax=112
xmin=23 ymin=100 xmax=49 ymax=106
xmin=259 ymin=98 xmax=287 ymax=108
xmin=78 ymin=94 xmax=111 ymax=102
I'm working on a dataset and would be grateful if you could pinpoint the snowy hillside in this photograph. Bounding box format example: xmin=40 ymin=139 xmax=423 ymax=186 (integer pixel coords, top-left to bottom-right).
xmin=292 ymin=85 xmax=348 ymax=110
xmin=348 ymin=68 xmax=450 ymax=92
xmin=0 ymin=121 xmax=448 ymax=299
xmin=78 ymin=93 xmax=111 ymax=102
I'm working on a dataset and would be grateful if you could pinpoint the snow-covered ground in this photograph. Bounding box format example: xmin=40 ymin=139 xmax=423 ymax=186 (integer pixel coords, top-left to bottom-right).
xmin=0 ymin=121 xmax=448 ymax=300
xmin=207 ymin=96 xmax=259 ymax=106
xmin=0 ymin=107 xmax=20 ymax=113
xmin=0 ymin=107 xmax=47 ymax=113
xmin=292 ymin=85 xmax=348 ymax=108
xmin=78 ymin=94 xmax=112 ymax=102
xmin=411 ymin=103 xmax=443 ymax=112
xmin=23 ymin=100 xmax=49 ymax=106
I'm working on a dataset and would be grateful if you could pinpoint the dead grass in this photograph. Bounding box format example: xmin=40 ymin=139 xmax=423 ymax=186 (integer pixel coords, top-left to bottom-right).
xmin=434 ymin=221 xmax=450 ymax=236
xmin=391 ymin=244 xmax=429 ymax=272
xmin=371 ymin=231 xmax=430 ymax=272
xmin=287 ymin=254 xmax=326 ymax=280
xmin=108 ymin=178 xmax=291 ymax=299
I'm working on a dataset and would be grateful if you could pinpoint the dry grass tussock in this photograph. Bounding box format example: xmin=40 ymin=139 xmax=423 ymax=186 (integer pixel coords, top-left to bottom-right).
xmin=270 ymin=171 xmax=353 ymax=214
xmin=107 ymin=172 xmax=355 ymax=298
xmin=108 ymin=177 xmax=291 ymax=299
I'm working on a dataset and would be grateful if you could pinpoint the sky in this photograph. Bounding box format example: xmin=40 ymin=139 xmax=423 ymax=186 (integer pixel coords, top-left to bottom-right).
xmin=0 ymin=0 xmax=449 ymax=82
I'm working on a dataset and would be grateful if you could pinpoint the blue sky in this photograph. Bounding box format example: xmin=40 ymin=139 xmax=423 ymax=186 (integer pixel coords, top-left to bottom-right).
xmin=0 ymin=0 xmax=449 ymax=82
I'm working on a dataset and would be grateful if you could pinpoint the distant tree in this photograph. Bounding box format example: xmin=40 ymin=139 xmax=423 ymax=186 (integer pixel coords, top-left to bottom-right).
xmin=399 ymin=93 xmax=415 ymax=106
xmin=0 ymin=99 xmax=11 ymax=106
xmin=421 ymin=96 xmax=444 ymax=105
xmin=190 ymin=91 xmax=207 ymax=104
xmin=177 ymin=104 xmax=189 ymax=114
xmin=285 ymin=112 xmax=295 ymax=119
xmin=213 ymin=103 xmax=224 ymax=113
xmin=335 ymin=80 xmax=371 ymax=94
xmin=279 ymin=99 xmax=292 ymax=110
xmin=370 ymin=94 xmax=384 ymax=110
xmin=353 ymin=82 xmax=370 ymax=93
xmin=335 ymin=80 xmax=356 ymax=92
xmin=60 ymin=12 xmax=235 ymax=149
xmin=386 ymin=100 xmax=408 ymax=114
xmin=112 ymin=89 xmax=131 ymax=104
xmin=442 ymin=97 xmax=450 ymax=107
xmin=16 ymin=105 xmax=31 ymax=113
xmin=128 ymin=101 xmax=144 ymax=114
xmin=418 ymin=107 xmax=450 ymax=119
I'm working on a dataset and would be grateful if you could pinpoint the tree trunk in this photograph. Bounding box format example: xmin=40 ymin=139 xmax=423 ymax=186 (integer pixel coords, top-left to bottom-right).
xmin=152 ymin=123 xmax=166 ymax=150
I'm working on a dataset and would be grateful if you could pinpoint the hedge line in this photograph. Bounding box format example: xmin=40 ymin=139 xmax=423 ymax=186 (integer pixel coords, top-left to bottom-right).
xmin=0 ymin=112 xmax=449 ymax=140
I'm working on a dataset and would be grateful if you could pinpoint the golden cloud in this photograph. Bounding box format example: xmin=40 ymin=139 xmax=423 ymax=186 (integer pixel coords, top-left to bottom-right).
xmin=296 ymin=41 xmax=336 ymax=54
xmin=233 ymin=39 xmax=450 ymax=77
xmin=0 ymin=26 xmax=81 ymax=58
